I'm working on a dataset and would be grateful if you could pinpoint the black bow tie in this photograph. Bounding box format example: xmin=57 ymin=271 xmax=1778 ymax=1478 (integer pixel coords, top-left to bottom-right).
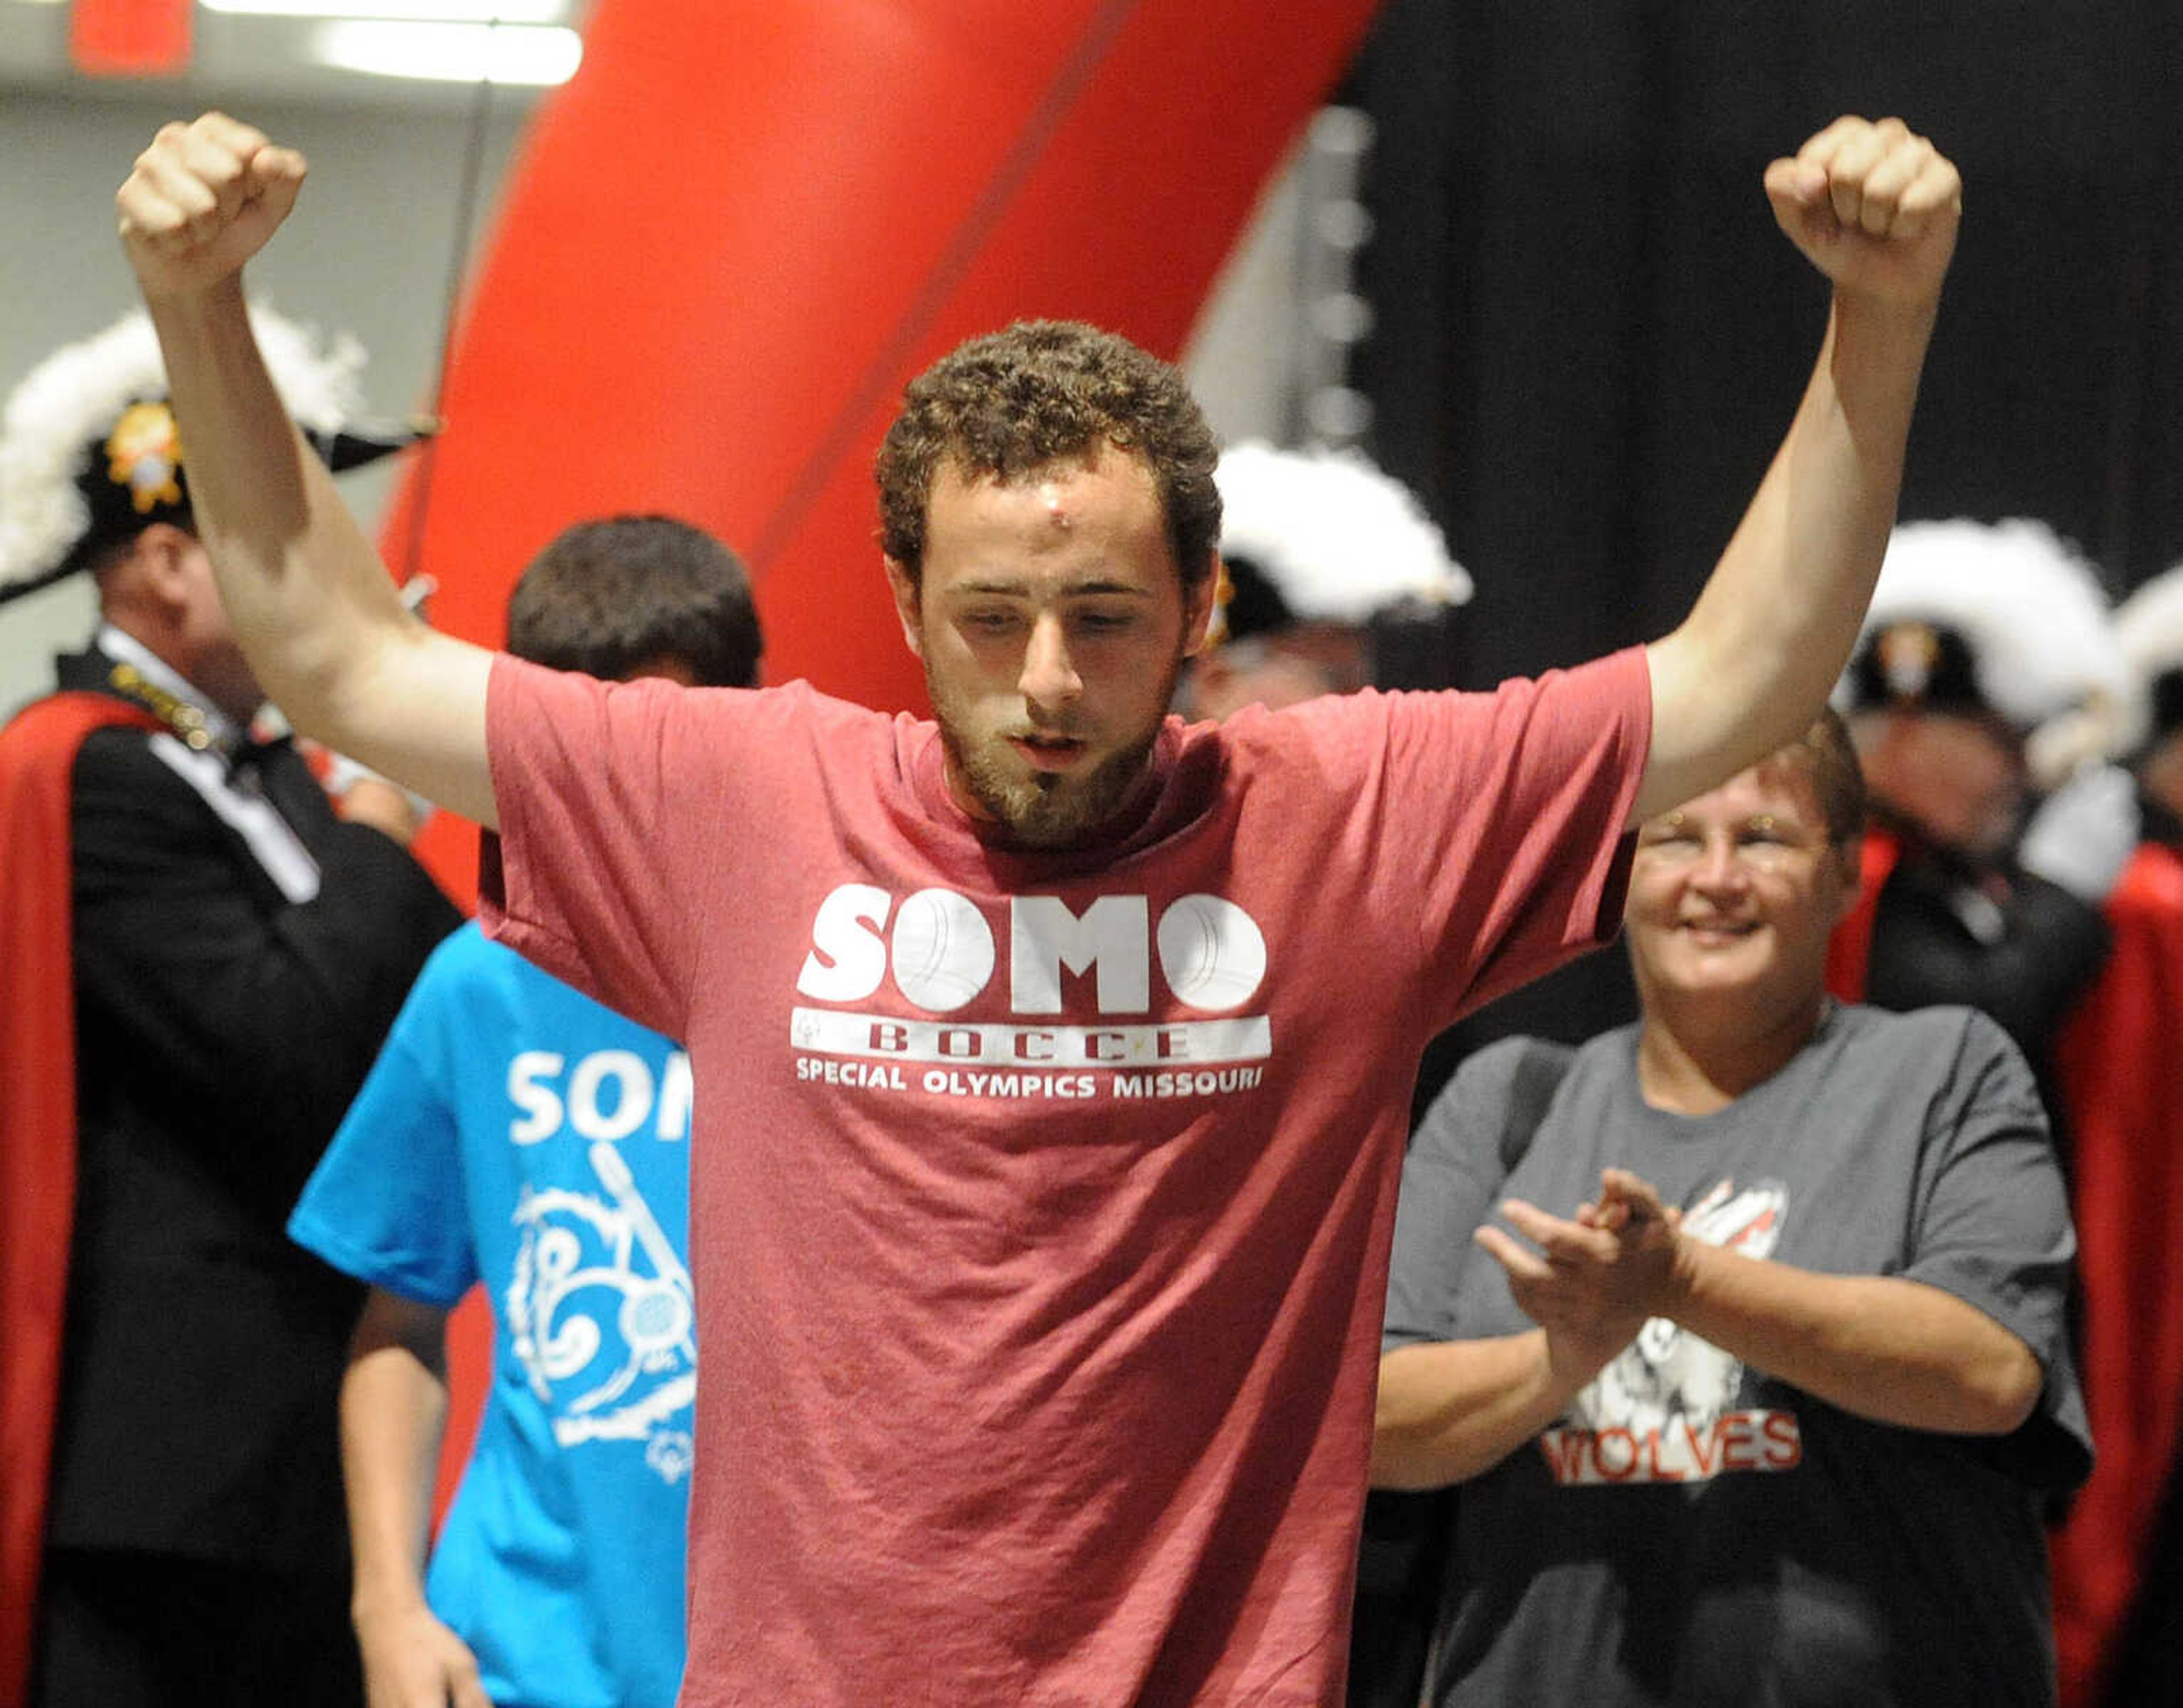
xmin=227 ymin=732 xmax=294 ymax=774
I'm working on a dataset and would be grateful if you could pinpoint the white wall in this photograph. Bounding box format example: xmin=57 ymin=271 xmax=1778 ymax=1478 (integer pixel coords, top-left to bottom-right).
xmin=0 ymin=87 xmax=533 ymax=713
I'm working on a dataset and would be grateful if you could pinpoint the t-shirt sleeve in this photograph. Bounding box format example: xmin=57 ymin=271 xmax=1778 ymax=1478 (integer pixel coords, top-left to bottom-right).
xmin=1383 ymin=648 xmax=1650 ymax=1030
xmin=287 ymin=960 xmax=474 ymax=1307
xmin=1906 ymin=1010 xmax=2093 ymax=1486
xmin=1383 ymin=1038 xmax=1567 ymax=1350
xmin=481 ymin=655 xmax=769 ymax=1039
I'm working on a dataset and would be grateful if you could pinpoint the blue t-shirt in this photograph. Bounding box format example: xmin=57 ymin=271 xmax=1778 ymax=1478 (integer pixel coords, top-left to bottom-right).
xmin=292 ymin=924 xmax=694 ymax=1708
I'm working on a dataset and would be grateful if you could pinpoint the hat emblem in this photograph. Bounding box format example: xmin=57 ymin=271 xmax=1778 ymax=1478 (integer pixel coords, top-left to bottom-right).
xmin=1204 ymin=558 xmax=1238 ymax=646
xmin=105 ymin=400 xmax=184 ymax=514
xmin=1876 ymin=621 xmax=1940 ymax=700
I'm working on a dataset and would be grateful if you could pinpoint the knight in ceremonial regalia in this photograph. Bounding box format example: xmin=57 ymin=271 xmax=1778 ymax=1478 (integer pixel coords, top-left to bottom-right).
xmin=1824 ymin=517 xmax=2144 ymax=1122
xmin=1177 ymin=440 xmax=1472 ymax=722
xmin=0 ymin=308 xmax=460 ymax=1705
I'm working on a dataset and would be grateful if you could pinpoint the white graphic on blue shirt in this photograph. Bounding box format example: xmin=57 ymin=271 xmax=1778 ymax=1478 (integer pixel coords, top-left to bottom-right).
xmin=507 ymin=1139 xmax=696 ymax=1481
xmin=286 ymin=928 xmax=695 ymax=1708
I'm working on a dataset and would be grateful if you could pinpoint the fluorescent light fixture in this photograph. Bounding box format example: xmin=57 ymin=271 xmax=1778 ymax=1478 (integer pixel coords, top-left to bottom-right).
xmin=210 ymin=0 xmax=565 ymax=19
xmin=311 ymin=18 xmax=582 ymax=84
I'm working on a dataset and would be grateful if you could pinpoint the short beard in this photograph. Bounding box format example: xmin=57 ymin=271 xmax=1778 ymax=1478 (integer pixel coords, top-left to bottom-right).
xmin=944 ymin=719 xmax=1159 ymax=848
xmin=928 ymin=650 xmax=1181 ymax=849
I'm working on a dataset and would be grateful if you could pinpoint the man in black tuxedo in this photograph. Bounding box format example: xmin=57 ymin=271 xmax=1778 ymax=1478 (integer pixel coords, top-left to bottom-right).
xmin=0 ymin=308 xmax=460 ymax=1706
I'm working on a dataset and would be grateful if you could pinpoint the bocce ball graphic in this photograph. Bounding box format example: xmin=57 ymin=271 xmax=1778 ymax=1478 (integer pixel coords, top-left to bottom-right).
xmin=890 ymin=887 xmax=997 ymax=1011
xmin=1156 ymin=894 xmax=1267 ymax=1011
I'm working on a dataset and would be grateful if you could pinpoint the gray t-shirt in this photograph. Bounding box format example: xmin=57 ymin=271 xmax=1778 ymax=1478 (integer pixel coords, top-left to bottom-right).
xmin=1383 ymin=1003 xmax=2092 ymax=1708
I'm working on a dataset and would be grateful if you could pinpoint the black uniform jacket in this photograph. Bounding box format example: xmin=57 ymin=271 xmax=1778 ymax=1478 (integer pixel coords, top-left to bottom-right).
xmin=42 ymin=646 xmax=460 ymax=1572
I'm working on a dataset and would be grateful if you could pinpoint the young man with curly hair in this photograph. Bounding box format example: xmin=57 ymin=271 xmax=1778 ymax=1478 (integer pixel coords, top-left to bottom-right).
xmin=114 ymin=109 xmax=1958 ymax=1706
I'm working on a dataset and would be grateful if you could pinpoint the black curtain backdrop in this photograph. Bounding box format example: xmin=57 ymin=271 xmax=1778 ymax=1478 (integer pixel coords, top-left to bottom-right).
xmin=1340 ymin=10 xmax=2183 ymax=1703
xmin=1347 ymin=0 xmax=2183 ymax=1063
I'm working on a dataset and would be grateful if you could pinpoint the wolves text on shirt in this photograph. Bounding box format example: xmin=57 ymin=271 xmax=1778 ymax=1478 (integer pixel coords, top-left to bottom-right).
xmin=1537 ymin=1410 xmax=1803 ymax=1485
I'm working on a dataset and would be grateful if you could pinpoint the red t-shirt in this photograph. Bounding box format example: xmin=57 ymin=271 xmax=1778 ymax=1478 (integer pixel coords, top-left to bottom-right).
xmin=482 ymin=650 xmax=1650 ymax=1707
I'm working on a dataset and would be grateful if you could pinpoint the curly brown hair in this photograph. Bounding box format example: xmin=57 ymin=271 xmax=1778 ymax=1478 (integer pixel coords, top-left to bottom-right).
xmin=875 ymin=321 xmax=1221 ymax=596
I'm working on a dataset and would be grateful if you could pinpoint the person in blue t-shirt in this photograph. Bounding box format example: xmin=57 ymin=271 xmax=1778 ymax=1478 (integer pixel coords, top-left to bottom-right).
xmin=290 ymin=515 xmax=762 ymax=1708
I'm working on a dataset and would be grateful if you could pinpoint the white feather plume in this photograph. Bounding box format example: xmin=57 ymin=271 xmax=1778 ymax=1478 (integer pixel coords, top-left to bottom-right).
xmin=0 ymin=304 xmax=367 ymax=592
xmin=2116 ymin=562 xmax=2183 ymax=686
xmin=1837 ymin=519 xmax=2143 ymax=765
xmin=1213 ymin=441 xmax=1471 ymax=625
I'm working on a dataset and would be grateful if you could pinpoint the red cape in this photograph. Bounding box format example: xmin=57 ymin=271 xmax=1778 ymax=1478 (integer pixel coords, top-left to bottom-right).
xmin=2049 ymin=845 xmax=2183 ymax=1705
xmin=0 ymin=692 xmax=158 ymax=1703
xmin=1828 ymin=830 xmax=2183 ymax=1707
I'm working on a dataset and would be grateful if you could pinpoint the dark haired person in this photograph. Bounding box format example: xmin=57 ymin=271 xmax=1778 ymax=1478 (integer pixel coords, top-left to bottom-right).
xmin=1377 ymin=716 xmax=2090 ymax=1706
xmin=0 ymin=308 xmax=460 ymax=1704
xmin=115 ymin=110 xmax=1957 ymax=1703
xmin=290 ymin=515 xmax=761 ymax=1708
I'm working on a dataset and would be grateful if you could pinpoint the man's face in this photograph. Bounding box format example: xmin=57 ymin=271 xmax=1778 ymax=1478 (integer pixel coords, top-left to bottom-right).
xmin=887 ymin=443 xmax=1214 ymax=848
xmin=105 ymin=525 xmax=263 ymax=721
xmin=2140 ymin=729 xmax=2183 ymax=827
xmin=1624 ymin=761 xmax=1856 ymax=1021
xmin=170 ymin=534 xmax=264 ymax=718
xmin=1850 ymin=707 xmax=2024 ymax=860
xmin=1184 ymin=625 xmax=1367 ymax=723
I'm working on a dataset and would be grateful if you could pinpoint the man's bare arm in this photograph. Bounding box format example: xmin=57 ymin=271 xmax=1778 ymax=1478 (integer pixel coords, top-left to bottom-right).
xmin=117 ymin=114 xmax=497 ymax=828
xmin=1634 ymin=117 xmax=1962 ymax=824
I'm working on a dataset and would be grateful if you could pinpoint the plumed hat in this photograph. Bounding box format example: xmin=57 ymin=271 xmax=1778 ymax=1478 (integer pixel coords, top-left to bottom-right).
xmin=2113 ymin=562 xmax=2183 ymax=752
xmin=1210 ymin=441 xmax=1471 ymax=645
xmin=1836 ymin=518 xmax=2145 ymax=783
xmin=0 ymin=304 xmax=426 ymax=607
